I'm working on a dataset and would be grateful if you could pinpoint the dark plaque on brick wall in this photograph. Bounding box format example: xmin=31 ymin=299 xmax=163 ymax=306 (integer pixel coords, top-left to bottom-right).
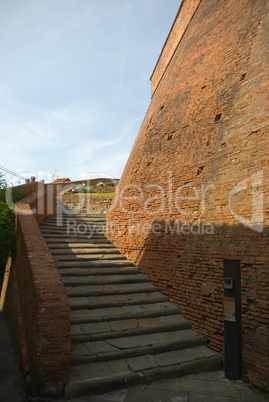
xmin=223 ymin=259 xmax=242 ymax=380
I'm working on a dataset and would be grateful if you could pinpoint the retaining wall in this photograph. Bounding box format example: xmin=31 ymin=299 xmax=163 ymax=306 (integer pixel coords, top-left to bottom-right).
xmin=4 ymin=183 xmax=70 ymax=397
xmin=106 ymin=0 xmax=269 ymax=391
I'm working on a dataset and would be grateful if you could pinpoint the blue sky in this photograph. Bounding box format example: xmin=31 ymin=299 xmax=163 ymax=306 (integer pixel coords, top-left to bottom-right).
xmin=0 ymin=0 xmax=180 ymax=184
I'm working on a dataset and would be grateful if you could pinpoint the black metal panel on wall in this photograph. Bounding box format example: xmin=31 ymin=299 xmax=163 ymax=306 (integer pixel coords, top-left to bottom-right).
xmin=223 ymin=259 xmax=242 ymax=380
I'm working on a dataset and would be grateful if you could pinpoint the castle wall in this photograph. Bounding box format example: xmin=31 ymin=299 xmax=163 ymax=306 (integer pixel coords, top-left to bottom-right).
xmin=150 ymin=0 xmax=201 ymax=96
xmin=107 ymin=0 xmax=269 ymax=391
xmin=4 ymin=184 xmax=70 ymax=397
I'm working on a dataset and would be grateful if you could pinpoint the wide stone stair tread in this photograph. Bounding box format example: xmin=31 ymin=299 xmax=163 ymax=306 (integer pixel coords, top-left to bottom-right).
xmin=71 ymin=314 xmax=191 ymax=343
xmin=53 ymin=253 xmax=125 ymax=262
xmin=57 ymin=260 xmax=135 ymax=268
xmin=70 ymin=302 xmax=183 ymax=324
xmin=42 ymin=232 xmax=105 ymax=238
xmin=41 ymin=230 xmax=105 ymax=237
xmin=53 ymin=254 xmax=126 ymax=263
xmin=40 ymin=213 xmax=221 ymax=398
xmin=50 ymin=247 xmax=120 ymax=255
xmin=60 ymin=267 xmax=140 ymax=277
xmin=68 ymin=291 xmax=169 ymax=310
xmin=45 ymin=239 xmax=112 ymax=245
xmin=41 ymin=215 xmax=105 ymax=221
xmin=40 ymin=222 xmax=105 ymax=228
xmin=65 ymin=345 xmax=220 ymax=399
xmin=66 ymin=282 xmax=160 ymax=297
xmin=48 ymin=243 xmax=115 ymax=250
xmin=70 ymin=329 xmax=205 ymax=365
xmin=62 ymin=273 xmax=150 ymax=286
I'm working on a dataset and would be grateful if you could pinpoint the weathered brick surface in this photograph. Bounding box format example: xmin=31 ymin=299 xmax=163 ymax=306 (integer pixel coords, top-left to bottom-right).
xmin=61 ymin=193 xmax=113 ymax=214
xmin=107 ymin=0 xmax=269 ymax=391
xmin=151 ymin=0 xmax=201 ymax=96
xmin=4 ymin=184 xmax=70 ymax=397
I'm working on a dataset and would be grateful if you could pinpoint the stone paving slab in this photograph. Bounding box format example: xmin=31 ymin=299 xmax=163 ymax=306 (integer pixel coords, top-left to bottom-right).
xmin=45 ymin=238 xmax=112 ymax=245
xmin=51 ymin=247 xmax=120 ymax=255
xmin=86 ymin=314 xmax=187 ymax=336
xmin=71 ymin=306 xmax=127 ymax=320
xmin=63 ymin=273 xmax=147 ymax=285
xmin=41 ymin=215 xmax=224 ymax=399
xmin=122 ymin=301 xmax=179 ymax=315
xmin=49 ymin=244 xmax=114 ymax=250
xmin=55 ymin=254 xmax=126 ymax=262
xmin=59 ymin=260 xmax=135 ymax=268
xmin=109 ymin=318 xmax=138 ymax=331
xmin=61 ymin=267 xmax=139 ymax=276
xmin=70 ymin=329 xmax=205 ymax=365
xmin=71 ymin=307 xmax=181 ymax=325
xmin=105 ymin=331 xmax=170 ymax=350
xmin=102 ymin=282 xmax=158 ymax=294
xmin=69 ymin=292 xmax=169 ymax=310
xmin=80 ymin=321 xmax=112 ymax=335
xmin=64 ymin=379 xmax=269 ymax=402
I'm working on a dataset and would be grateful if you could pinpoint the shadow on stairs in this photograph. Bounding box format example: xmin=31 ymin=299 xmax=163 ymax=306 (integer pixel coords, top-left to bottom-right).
xmin=40 ymin=212 xmax=221 ymax=399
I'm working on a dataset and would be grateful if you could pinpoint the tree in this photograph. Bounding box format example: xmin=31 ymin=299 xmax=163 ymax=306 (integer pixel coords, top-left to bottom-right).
xmin=0 ymin=172 xmax=7 ymax=189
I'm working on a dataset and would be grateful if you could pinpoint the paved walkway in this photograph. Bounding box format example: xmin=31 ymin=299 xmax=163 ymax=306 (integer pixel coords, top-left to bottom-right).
xmin=1 ymin=312 xmax=269 ymax=402
xmin=0 ymin=312 xmax=26 ymax=402
xmin=65 ymin=372 xmax=269 ymax=402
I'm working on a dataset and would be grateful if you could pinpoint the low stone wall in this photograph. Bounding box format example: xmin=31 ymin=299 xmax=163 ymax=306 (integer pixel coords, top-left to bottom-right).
xmin=60 ymin=193 xmax=114 ymax=214
xmin=4 ymin=184 xmax=70 ymax=398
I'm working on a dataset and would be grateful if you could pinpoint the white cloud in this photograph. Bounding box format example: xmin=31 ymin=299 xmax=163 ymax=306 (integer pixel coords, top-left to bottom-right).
xmin=0 ymin=0 xmax=180 ymax=182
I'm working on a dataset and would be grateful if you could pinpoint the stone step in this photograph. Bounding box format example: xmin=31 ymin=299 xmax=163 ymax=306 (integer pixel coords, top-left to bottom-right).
xmin=62 ymin=273 xmax=149 ymax=287
xmin=60 ymin=267 xmax=139 ymax=277
xmin=53 ymin=253 xmax=125 ymax=262
xmin=48 ymin=243 xmax=114 ymax=249
xmin=41 ymin=220 xmax=106 ymax=226
xmin=42 ymin=233 xmax=106 ymax=240
xmin=40 ymin=212 xmax=221 ymax=399
xmin=41 ymin=215 xmax=106 ymax=222
xmin=65 ymin=345 xmax=221 ymax=399
xmin=68 ymin=291 xmax=169 ymax=310
xmin=50 ymin=247 xmax=120 ymax=255
xmin=44 ymin=239 xmax=112 ymax=245
xmin=71 ymin=314 xmax=191 ymax=344
xmin=57 ymin=260 xmax=134 ymax=268
xmin=70 ymin=302 xmax=180 ymax=325
xmin=67 ymin=282 xmax=159 ymax=297
xmin=40 ymin=218 xmax=106 ymax=229
xmin=70 ymin=328 xmax=205 ymax=365
xmin=43 ymin=220 xmax=106 ymax=227
xmin=41 ymin=229 xmax=106 ymax=236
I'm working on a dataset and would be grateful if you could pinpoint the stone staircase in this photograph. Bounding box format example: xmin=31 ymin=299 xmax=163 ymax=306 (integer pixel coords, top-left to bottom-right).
xmin=40 ymin=213 xmax=221 ymax=399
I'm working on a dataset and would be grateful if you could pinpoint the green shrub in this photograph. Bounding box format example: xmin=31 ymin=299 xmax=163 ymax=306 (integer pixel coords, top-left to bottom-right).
xmin=0 ymin=188 xmax=32 ymax=209
xmin=0 ymin=187 xmax=32 ymax=277
xmin=75 ymin=184 xmax=93 ymax=193
xmin=96 ymin=181 xmax=105 ymax=188
xmin=112 ymin=180 xmax=119 ymax=187
xmin=0 ymin=172 xmax=6 ymax=189
xmin=0 ymin=202 xmax=15 ymax=276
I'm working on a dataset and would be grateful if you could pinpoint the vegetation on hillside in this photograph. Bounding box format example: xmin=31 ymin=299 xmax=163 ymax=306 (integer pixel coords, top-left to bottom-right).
xmin=74 ymin=184 xmax=93 ymax=193
xmin=0 ymin=175 xmax=32 ymax=278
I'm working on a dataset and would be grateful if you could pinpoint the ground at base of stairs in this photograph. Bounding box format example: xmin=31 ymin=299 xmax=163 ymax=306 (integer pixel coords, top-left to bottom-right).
xmin=62 ymin=371 xmax=269 ymax=402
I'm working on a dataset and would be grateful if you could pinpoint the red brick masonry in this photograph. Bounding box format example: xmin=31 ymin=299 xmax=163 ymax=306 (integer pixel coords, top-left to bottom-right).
xmin=107 ymin=0 xmax=269 ymax=391
xmin=4 ymin=183 xmax=70 ymax=398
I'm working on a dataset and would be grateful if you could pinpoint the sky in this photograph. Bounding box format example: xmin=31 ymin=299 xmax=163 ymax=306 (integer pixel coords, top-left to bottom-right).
xmin=0 ymin=0 xmax=181 ymax=184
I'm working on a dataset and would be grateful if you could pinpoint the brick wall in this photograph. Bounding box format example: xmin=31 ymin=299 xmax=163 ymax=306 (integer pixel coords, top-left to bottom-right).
xmin=4 ymin=183 xmax=70 ymax=397
xmin=107 ymin=0 xmax=269 ymax=391
xmin=150 ymin=0 xmax=201 ymax=96
xmin=61 ymin=193 xmax=113 ymax=214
